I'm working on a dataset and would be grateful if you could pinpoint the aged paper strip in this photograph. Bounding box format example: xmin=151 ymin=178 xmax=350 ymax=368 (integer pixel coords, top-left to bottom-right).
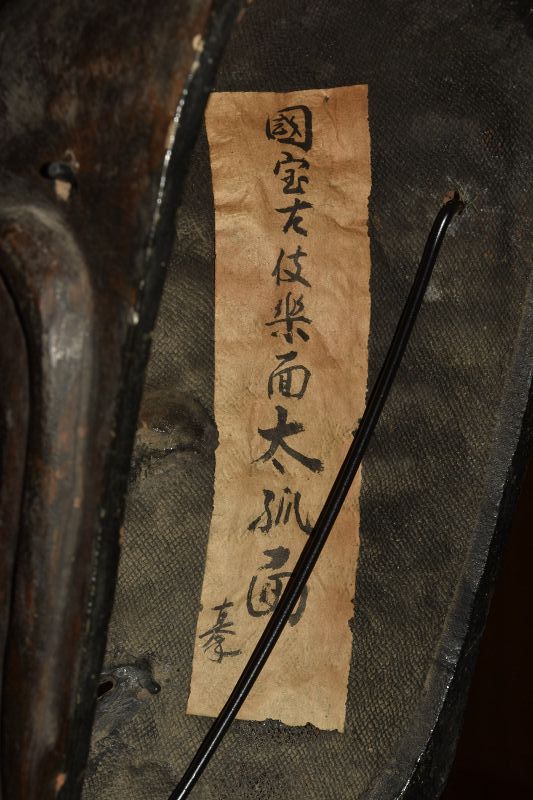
xmin=187 ymin=85 xmax=371 ymax=731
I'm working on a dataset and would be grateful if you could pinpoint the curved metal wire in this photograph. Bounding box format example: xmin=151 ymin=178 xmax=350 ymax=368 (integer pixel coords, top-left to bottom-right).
xmin=169 ymin=194 xmax=465 ymax=800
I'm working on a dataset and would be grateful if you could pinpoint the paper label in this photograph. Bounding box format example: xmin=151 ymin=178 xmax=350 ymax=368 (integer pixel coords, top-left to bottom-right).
xmin=187 ymin=85 xmax=371 ymax=731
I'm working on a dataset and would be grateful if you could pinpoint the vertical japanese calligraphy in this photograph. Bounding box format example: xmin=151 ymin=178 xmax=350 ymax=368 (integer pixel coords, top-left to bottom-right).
xmin=187 ymin=86 xmax=371 ymax=731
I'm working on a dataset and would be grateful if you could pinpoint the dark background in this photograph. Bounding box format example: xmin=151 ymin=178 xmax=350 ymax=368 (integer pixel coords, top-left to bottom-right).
xmin=442 ymin=456 xmax=533 ymax=798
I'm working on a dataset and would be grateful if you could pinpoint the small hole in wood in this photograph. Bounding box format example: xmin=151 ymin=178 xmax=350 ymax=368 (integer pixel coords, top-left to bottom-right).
xmin=97 ymin=678 xmax=115 ymax=700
